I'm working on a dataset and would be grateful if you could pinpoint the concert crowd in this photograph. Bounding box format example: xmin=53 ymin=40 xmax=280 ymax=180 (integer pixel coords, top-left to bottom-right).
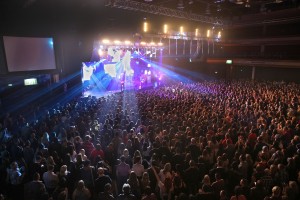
xmin=0 ymin=80 xmax=300 ymax=200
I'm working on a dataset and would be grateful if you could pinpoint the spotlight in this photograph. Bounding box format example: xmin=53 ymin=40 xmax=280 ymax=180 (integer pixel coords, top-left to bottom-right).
xmin=98 ymin=49 xmax=103 ymax=56
xmin=143 ymin=22 xmax=148 ymax=32
xmin=124 ymin=40 xmax=131 ymax=45
xmin=218 ymin=31 xmax=221 ymax=39
xmin=207 ymin=30 xmax=210 ymax=38
xmin=102 ymin=39 xmax=110 ymax=44
xmin=180 ymin=26 xmax=184 ymax=35
xmin=195 ymin=28 xmax=199 ymax=37
xmin=163 ymin=24 xmax=168 ymax=34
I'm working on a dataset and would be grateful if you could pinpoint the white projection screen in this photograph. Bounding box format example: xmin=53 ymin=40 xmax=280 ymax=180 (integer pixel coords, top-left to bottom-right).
xmin=3 ymin=36 xmax=57 ymax=72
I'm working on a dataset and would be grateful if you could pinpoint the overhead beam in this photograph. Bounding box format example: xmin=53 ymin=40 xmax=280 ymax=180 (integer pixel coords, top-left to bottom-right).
xmin=105 ymin=0 xmax=224 ymax=25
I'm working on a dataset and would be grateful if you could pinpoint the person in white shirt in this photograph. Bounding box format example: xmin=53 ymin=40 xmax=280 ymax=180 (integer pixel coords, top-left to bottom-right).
xmin=132 ymin=156 xmax=144 ymax=178
xmin=42 ymin=164 xmax=59 ymax=194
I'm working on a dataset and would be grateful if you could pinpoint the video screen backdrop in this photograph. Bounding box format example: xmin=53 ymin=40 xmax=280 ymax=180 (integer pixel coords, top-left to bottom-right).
xmin=3 ymin=36 xmax=57 ymax=72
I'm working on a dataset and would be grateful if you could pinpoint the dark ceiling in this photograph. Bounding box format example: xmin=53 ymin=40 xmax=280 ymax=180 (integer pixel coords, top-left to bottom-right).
xmin=0 ymin=0 xmax=299 ymax=35
xmin=134 ymin=0 xmax=299 ymax=17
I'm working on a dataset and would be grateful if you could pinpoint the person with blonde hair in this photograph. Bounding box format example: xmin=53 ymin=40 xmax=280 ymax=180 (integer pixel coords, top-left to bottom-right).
xmin=158 ymin=162 xmax=173 ymax=200
xmin=201 ymin=174 xmax=213 ymax=193
xmin=269 ymin=186 xmax=282 ymax=200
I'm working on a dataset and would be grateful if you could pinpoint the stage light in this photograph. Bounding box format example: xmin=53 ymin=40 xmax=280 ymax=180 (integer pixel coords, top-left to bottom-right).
xmin=141 ymin=42 xmax=146 ymax=45
xmin=150 ymin=42 xmax=155 ymax=46
xmin=147 ymin=64 xmax=151 ymax=67
xmin=180 ymin=26 xmax=184 ymax=35
xmin=195 ymin=28 xmax=199 ymax=37
xmin=102 ymin=39 xmax=110 ymax=44
xmin=143 ymin=22 xmax=148 ymax=32
xmin=98 ymin=49 xmax=103 ymax=56
xmin=124 ymin=40 xmax=131 ymax=45
xmin=147 ymin=71 xmax=151 ymax=75
xmin=218 ymin=31 xmax=222 ymax=39
xmin=48 ymin=39 xmax=54 ymax=48
xmin=158 ymin=42 xmax=163 ymax=46
xmin=114 ymin=40 xmax=121 ymax=44
xmin=207 ymin=29 xmax=210 ymax=38
xmin=163 ymin=24 xmax=168 ymax=34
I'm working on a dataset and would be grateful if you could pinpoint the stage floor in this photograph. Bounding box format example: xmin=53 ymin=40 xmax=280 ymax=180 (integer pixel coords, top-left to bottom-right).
xmin=82 ymin=82 xmax=157 ymax=98
xmin=83 ymin=88 xmax=120 ymax=98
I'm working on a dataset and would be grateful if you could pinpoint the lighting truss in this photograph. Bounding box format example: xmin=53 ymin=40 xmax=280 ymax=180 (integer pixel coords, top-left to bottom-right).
xmin=105 ymin=0 xmax=224 ymax=25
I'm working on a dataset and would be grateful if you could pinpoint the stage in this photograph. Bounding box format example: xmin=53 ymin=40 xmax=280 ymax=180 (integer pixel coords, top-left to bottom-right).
xmin=81 ymin=41 xmax=165 ymax=98
xmin=82 ymin=79 xmax=160 ymax=98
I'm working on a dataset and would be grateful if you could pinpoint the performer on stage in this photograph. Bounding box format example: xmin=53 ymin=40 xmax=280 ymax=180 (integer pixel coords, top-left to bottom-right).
xmin=120 ymin=72 xmax=125 ymax=92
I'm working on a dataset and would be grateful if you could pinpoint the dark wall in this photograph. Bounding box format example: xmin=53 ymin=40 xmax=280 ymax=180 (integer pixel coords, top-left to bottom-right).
xmin=161 ymin=57 xmax=300 ymax=83
xmin=0 ymin=38 xmax=6 ymax=75
xmin=255 ymin=67 xmax=300 ymax=83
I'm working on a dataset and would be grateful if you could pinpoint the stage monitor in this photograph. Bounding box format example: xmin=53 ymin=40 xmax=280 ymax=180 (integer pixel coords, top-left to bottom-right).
xmin=3 ymin=36 xmax=57 ymax=72
xmin=24 ymin=78 xmax=38 ymax=86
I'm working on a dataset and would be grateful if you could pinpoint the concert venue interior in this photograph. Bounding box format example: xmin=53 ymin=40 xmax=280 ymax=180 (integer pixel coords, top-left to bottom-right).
xmin=0 ymin=1 xmax=300 ymax=200
xmin=1 ymin=0 xmax=300 ymax=108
